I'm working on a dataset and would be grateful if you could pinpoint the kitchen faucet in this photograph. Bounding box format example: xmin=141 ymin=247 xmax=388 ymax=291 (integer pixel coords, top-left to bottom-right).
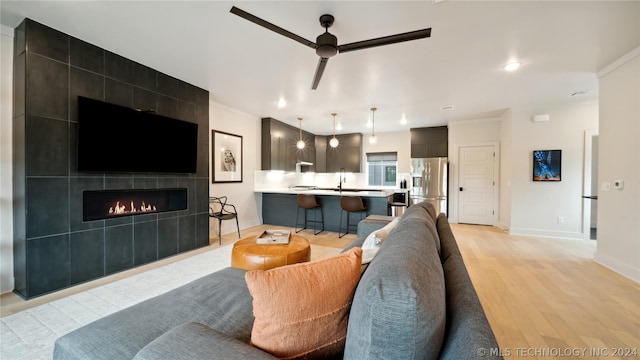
xmin=338 ymin=168 xmax=346 ymax=192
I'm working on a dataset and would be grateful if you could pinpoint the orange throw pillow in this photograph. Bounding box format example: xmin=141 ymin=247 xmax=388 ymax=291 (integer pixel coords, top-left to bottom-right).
xmin=245 ymin=247 xmax=363 ymax=360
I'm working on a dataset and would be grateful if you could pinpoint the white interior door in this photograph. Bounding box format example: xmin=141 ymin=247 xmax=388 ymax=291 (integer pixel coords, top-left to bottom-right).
xmin=458 ymin=145 xmax=495 ymax=225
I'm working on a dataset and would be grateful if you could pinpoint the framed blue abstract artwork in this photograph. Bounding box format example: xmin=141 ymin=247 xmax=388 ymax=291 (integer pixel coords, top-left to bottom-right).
xmin=533 ymin=150 xmax=561 ymax=181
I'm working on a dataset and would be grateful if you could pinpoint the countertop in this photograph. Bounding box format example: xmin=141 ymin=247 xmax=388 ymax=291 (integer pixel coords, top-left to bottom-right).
xmin=254 ymin=187 xmax=395 ymax=198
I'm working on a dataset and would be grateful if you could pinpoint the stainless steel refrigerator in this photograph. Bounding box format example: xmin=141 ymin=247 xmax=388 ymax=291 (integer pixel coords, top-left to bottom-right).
xmin=410 ymin=157 xmax=448 ymax=215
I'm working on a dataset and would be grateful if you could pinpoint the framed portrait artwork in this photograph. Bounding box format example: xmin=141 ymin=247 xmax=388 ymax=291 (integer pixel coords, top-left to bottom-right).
xmin=212 ymin=130 xmax=243 ymax=183
xmin=532 ymin=149 xmax=561 ymax=182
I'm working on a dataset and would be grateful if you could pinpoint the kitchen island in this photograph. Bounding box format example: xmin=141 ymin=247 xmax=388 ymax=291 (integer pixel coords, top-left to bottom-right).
xmin=257 ymin=188 xmax=394 ymax=233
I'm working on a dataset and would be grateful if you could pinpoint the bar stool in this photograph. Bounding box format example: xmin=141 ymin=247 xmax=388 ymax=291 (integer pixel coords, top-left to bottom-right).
xmin=295 ymin=194 xmax=324 ymax=235
xmin=339 ymin=196 xmax=367 ymax=238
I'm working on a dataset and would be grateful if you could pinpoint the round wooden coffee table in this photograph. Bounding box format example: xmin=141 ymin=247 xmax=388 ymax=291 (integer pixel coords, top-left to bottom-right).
xmin=231 ymin=234 xmax=311 ymax=271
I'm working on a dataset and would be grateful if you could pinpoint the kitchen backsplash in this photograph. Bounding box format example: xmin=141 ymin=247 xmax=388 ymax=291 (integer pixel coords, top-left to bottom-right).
xmin=254 ymin=170 xmax=410 ymax=190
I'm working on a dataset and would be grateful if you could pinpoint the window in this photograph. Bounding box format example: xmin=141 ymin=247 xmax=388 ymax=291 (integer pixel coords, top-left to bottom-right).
xmin=367 ymin=152 xmax=398 ymax=186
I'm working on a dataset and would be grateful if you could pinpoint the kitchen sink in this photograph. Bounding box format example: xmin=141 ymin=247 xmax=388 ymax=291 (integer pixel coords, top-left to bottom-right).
xmin=317 ymin=188 xmax=364 ymax=192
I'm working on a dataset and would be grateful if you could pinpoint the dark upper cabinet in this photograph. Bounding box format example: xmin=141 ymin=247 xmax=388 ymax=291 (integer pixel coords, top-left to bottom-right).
xmin=315 ymin=136 xmax=327 ymax=173
xmin=262 ymin=118 xmax=361 ymax=172
xmin=410 ymin=126 xmax=448 ymax=158
xmin=262 ymin=118 xmax=315 ymax=171
xmin=326 ymin=133 xmax=362 ymax=173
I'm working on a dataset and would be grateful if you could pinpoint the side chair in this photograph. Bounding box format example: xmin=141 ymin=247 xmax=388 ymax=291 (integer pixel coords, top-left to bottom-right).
xmin=209 ymin=196 xmax=241 ymax=245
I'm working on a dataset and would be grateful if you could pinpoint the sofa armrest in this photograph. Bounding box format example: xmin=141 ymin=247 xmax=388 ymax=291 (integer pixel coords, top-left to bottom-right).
xmin=356 ymin=215 xmax=394 ymax=239
xmin=133 ymin=322 xmax=278 ymax=360
xmin=341 ymin=216 xmax=394 ymax=253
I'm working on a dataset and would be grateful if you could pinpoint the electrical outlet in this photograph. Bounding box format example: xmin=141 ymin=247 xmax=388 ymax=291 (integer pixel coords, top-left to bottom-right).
xmin=557 ymin=216 xmax=564 ymax=224
xmin=614 ymin=180 xmax=624 ymax=190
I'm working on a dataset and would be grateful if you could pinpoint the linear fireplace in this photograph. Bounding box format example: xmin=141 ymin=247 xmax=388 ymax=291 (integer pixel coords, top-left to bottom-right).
xmin=83 ymin=188 xmax=188 ymax=221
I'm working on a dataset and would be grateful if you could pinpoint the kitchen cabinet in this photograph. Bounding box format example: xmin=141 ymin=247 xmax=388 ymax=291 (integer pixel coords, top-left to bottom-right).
xmin=315 ymin=136 xmax=327 ymax=173
xmin=262 ymin=192 xmax=390 ymax=232
xmin=326 ymin=133 xmax=362 ymax=173
xmin=262 ymin=118 xmax=315 ymax=171
xmin=262 ymin=118 xmax=361 ymax=173
xmin=410 ymin=126 xmax=448 ymax=158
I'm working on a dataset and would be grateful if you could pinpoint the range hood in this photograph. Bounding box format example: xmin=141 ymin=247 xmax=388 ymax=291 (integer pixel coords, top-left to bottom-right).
xmin=295 ymin=161 xmax=314 ymax=173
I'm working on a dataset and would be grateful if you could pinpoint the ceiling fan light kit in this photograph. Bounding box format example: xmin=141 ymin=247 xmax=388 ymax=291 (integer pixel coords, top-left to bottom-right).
xmin=230 ymin=6 xmax=431 ymax=90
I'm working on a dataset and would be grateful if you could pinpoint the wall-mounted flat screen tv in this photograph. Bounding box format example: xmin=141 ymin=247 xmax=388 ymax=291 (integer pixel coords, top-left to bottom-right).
xmin=77 ymin=96 xmax=198 ymax=173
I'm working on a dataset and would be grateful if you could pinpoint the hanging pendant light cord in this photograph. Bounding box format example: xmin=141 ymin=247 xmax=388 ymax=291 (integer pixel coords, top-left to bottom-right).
xmin=369 ymin=107 xmax=378 ymax=145
xmin=371 ymin=107 xmax=377 ymax=135
xmin=332 ymin=113 xmax=337 ymax=138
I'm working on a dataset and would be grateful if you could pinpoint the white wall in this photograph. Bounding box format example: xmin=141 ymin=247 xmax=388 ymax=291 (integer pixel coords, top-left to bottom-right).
xmin=499 ymin=110 xmax=513 ymax=230
xmin=509 ymin=103 xmax=599 ymax=239
xmin=362 ymin=130 xmax=411 ymax=174
xmin=1 ymin=25 xmax=14 ymax=294
xmin=209 ymin=101 xmax=263 ymax=239
xmin=595 ymin=49 xmax=640 ymax=282
xmin=448 ymin=118 xmax=502 ymax=224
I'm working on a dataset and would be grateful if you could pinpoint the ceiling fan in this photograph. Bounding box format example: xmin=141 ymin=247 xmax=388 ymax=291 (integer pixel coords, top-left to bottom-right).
xmin=230 ymin=6 xmax=432 ymax=90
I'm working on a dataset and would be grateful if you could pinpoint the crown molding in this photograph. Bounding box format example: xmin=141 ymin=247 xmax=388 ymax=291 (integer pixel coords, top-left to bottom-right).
xmin=597 ymin=47 xmax=640 ymax=78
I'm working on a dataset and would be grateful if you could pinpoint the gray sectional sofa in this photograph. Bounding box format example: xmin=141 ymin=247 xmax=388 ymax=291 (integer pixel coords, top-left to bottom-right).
xmin=53 ymin=201 xmax=502 ymax=359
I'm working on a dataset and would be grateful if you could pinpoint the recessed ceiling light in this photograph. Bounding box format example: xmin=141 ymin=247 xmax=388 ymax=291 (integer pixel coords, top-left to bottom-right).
xmin=277 ymin=98 xmax=287 ymax=108
xmin=441 ymin=106 xmax=454 ymax=111
xmin=504 ymin=61 xmax=522 ymax=71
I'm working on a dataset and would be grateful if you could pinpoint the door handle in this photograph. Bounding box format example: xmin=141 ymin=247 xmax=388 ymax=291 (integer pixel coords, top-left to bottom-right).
xmin=459 ymin=187 xmax=464 ymax=191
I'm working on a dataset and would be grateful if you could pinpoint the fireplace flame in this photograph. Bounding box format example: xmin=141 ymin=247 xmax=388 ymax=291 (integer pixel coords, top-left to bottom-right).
xmin=108 ymin=200 xmax=157 ymax=216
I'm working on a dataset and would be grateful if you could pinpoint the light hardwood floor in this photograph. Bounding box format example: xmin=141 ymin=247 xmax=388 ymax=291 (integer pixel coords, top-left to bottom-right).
xmin=1 ymin=223 xmax=638 ymax=358
xmin=452 ymin=224 xmax=639 ymax=359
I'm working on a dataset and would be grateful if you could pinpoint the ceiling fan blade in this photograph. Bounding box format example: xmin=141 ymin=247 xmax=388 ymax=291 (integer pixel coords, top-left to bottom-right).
xmin=230 ymin=6 xmax=317 ymax=49
xmin=338 ymin=28 xmax=431 ymax=53
xmin=311 ymin=57 xmax=329 ymax=90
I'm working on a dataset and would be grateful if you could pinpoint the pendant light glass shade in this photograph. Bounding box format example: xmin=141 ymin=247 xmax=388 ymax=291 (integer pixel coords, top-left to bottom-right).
xmin=329 ymin=112 xmax=339 ymax=148
xmin=369 ymin=107 xmax=378 ymax=145
xmin=296 ymin=117 xmax=305 ymax=149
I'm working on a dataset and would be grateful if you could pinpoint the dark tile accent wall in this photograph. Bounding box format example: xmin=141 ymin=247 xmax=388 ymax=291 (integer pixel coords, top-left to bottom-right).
xmin=12 ymin=18 xmax=210 ymax=299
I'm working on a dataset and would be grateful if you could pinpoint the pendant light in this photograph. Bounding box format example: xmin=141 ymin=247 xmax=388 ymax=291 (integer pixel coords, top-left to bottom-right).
xmin=369 ymin=107 xmax=378 ymax=145
xmin=329 ymin=112 xmax=339 ymax=148
xmin=296 ymin=117 xmax=305 ymax=149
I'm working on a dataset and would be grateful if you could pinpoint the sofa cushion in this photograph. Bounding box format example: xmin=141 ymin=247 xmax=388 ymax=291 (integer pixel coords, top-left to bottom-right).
xmin=438 ymin=254 xmax=502 ymax=360
xmin=134 ymin=322 xmax=278 ymax=360
xmin=437 ymin=212 xmax=460 ymax=262
xmin=53 ymin=267 xmax=254 ymax=360
xmin=344 ymin=204 xmax=446 ymax=359
xmin=413 ymin=201 xmax=442 ymax=254
xmin=245 ymin=247 xmax=363 ymax=359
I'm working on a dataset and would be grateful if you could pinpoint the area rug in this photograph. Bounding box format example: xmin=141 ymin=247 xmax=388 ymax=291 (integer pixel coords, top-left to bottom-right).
xmin=0 ymin=244 xmax=340 ymax=360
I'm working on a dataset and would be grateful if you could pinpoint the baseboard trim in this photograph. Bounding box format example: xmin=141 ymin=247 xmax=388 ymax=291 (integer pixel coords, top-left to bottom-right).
xmin=593 ymin=251 xmax=640 ymax=284
xmin=0 ymin=276 xmax=14 ymax=296
xmin=495 ymin=221 xmax=510 ymax=232
xmin=509 ymin=227 xmax=583 ymax=240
